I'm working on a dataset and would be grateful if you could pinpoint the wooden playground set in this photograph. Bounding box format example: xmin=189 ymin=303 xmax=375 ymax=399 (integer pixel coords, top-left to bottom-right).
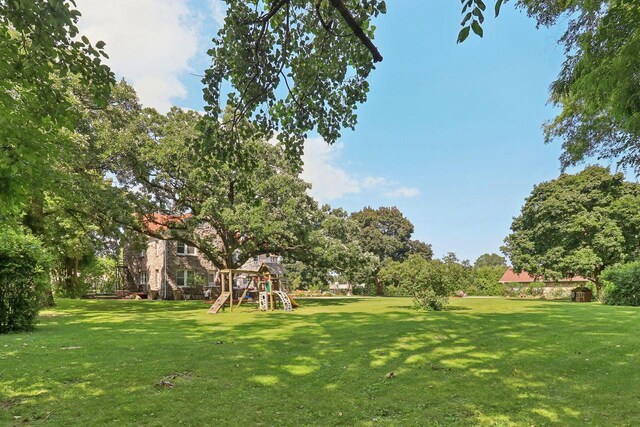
xmin=207 ymin=263 xmax=298 ymax=314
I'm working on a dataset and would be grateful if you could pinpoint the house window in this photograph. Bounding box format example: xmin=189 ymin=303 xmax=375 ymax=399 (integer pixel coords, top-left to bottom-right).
xmin=268 ymin=256 xmax=279 ymax=263
xmin=139 ymin=271 xmax=148 ymax=285
xmin=176 ymin=242 xmax=197 ymax=256
xmin=176 ymin=270 xmax=196 ymax=287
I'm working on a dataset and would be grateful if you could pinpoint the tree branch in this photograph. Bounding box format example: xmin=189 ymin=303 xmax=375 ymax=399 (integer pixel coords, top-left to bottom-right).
xmin=315 ymin=1 xmax=333 ymax=32
xmin=328 ymin=0 xmax=383 ymax=62
xmin=253 ymin=0 xmax=289 ymax=24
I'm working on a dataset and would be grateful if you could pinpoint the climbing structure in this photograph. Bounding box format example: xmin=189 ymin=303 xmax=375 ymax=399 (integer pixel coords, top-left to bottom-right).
xmin=259 ymin=291 xmax=269 ymax=311
xmin=208 ymin=262 xmax=296 ymax=314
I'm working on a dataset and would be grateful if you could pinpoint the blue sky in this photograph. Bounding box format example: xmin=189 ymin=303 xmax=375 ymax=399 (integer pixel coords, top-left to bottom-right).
xmin=78 ymin=1 xmax=582 ymax=263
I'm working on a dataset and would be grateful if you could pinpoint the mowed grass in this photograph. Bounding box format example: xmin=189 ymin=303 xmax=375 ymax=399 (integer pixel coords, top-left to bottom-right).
xmin=1 ymin=298 xmax=640 ymax=426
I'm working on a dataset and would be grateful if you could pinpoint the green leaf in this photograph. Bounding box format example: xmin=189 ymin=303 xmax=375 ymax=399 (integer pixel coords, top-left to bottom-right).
xmin=457 ymin=26 xmax=471 ymax=43
xmin=473 ymin=8 xmax=484 ymax=24
xmin=471 ymin=21 xmax=484 ymax=37
xmin=494 ymin=0 xmax=504 ymax=17
xmin=95 ymin=40 xmax=106 ymax=49
xmin=476 ymin=0 xmax=486 ymax=11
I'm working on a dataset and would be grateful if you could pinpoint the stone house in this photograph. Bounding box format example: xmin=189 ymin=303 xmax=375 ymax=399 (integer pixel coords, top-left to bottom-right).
xmin=499 ymin=268 xmax=590 ymax=298
xmin=122 ymin=214 xmax=285 ymax=300
xmin=123 ymin=238 xmax=218 ymax=299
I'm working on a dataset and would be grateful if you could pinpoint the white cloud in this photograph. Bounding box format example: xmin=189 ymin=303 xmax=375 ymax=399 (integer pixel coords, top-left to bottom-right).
xmin=76 ymin=0 xmax=201 ymax=112
xmin=301 ymin=138 xmax=421 ymax=203
xmin=301 ymin=137 xmax=361 ymax=201
xmin=362 ymin=176 xmax=389 ymax=189
xmin=208 ymin=0 xmax=227 ymax=27
xmin=384 ymin=187 xmax=421 ymax=198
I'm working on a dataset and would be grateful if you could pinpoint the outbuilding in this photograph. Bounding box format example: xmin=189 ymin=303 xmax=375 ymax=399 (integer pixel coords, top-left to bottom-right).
xmin=499 ymin=268 xmax=590 ymax=299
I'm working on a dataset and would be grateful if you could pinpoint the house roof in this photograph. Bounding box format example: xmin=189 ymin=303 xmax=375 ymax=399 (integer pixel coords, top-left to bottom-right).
xmin=141 ymin=213 xmax=192 ymax=233
xmin=499 ymin=268 xmax=589 ymax=283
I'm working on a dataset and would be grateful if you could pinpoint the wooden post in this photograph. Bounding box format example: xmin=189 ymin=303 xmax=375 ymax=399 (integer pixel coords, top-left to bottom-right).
xmin=219 ymin=273 xmax=225 ymax=312
xmin=269 ymin=274 xmax=274 ymax=311
xmin=228 ymin=271 xmax=233 ymax=312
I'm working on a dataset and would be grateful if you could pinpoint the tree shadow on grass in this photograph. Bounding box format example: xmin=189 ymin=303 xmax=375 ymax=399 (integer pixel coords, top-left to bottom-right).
xmin=444 ymin=305 xmax=471 ymax=311
xmin=506 ymin=298 xmax=576 ymax=303
xmin=56 ymin=298 xmax=206 ymax=314
xmin=290 ymin=297 xmax=371 ymax=307
xmin=2 ymin=298 xmax=640 ymax=426
xmin=199 ymin=302 xmax=639 ymax=425
xmin=387 ymin=304 xmax=471 ymax=311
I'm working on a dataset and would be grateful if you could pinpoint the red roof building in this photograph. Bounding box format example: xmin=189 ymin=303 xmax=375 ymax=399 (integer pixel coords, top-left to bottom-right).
xmin=499 ymin=268 xmax=589 ymax=284
xmin=140 ymin=213 xmax=192 ymax=233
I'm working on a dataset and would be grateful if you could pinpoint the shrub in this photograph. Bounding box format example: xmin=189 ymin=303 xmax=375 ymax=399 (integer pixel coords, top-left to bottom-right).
xmin=469 ymin=266 xmax=506 ymax=296
xmin=501 ymin=285 xmax=519 ymax=297
xmin=0 ymin=227 xmax=50 ymax=333
xmin=602 ymin=262 xmax=640 ymax=306
xmin=307 ymin=279 xmax=329 ymax=293
xmin=383 ymin=285 xmax=410 ymax=297
xmin=545 ymin=287 xmax=570 ymax=300
xmin=351 ymin=284 xmax=371 ymax=296
xmin=413 ymin=287 xmax=450 ymax=311
xmin=380 ymin=255 xmax=456 ymax=310
xmin=412 ymin=260 xmax=458 ymax=310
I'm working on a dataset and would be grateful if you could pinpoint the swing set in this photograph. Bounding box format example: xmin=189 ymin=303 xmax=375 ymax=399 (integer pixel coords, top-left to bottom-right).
xmin=207 ymin=263 xmax=298 ymax=314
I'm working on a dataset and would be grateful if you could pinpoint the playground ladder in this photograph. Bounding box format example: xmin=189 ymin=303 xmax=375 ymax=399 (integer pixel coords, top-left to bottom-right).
xmin=259 ymin=292 xmax=269 ymax=311
xmin=274 ymin=290 xmax=293 ymax=312
xmin=207 ymin=292 xmax=230 ymax=314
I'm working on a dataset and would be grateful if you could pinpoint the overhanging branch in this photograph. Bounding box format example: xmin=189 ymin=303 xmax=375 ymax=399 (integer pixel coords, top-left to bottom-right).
xmin=328 ymin=0 xmax=383 ymax=62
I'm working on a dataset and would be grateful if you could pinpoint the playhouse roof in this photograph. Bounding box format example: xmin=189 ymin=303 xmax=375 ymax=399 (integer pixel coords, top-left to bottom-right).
xmin=259 ymin=262 xmax=286 ymax=276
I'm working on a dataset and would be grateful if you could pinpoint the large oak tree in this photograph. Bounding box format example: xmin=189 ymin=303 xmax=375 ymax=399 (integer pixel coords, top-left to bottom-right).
xmin=503 ymin=166 xmax=640 ymax=297
xmin=93 ymin=82 xmax=320 ymax=271
xmin=350 ymin=206 xmax=432 ymax=294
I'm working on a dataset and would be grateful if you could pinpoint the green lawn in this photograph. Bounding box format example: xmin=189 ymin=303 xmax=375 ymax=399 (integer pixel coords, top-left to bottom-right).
xmin=1 ymin=297 xmax=639 ymax=426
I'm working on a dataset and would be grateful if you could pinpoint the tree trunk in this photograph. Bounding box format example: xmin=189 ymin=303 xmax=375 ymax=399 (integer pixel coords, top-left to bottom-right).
xmin=375 ymin=277 xmax=383 ymax=296
xmin=43 ymin=289 xmax=56 ymax=307
xmin=593 ymin=278 xmax=602 ymax=301
xmin=592 ymin=268 xmax=604 ymax=301
xmin=63 ymin=256 xmax=80 ymax=296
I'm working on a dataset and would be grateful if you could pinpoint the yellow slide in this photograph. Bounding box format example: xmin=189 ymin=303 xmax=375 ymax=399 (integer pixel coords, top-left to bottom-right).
xmin=287 ymin=295 xmax=299 ymax=308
